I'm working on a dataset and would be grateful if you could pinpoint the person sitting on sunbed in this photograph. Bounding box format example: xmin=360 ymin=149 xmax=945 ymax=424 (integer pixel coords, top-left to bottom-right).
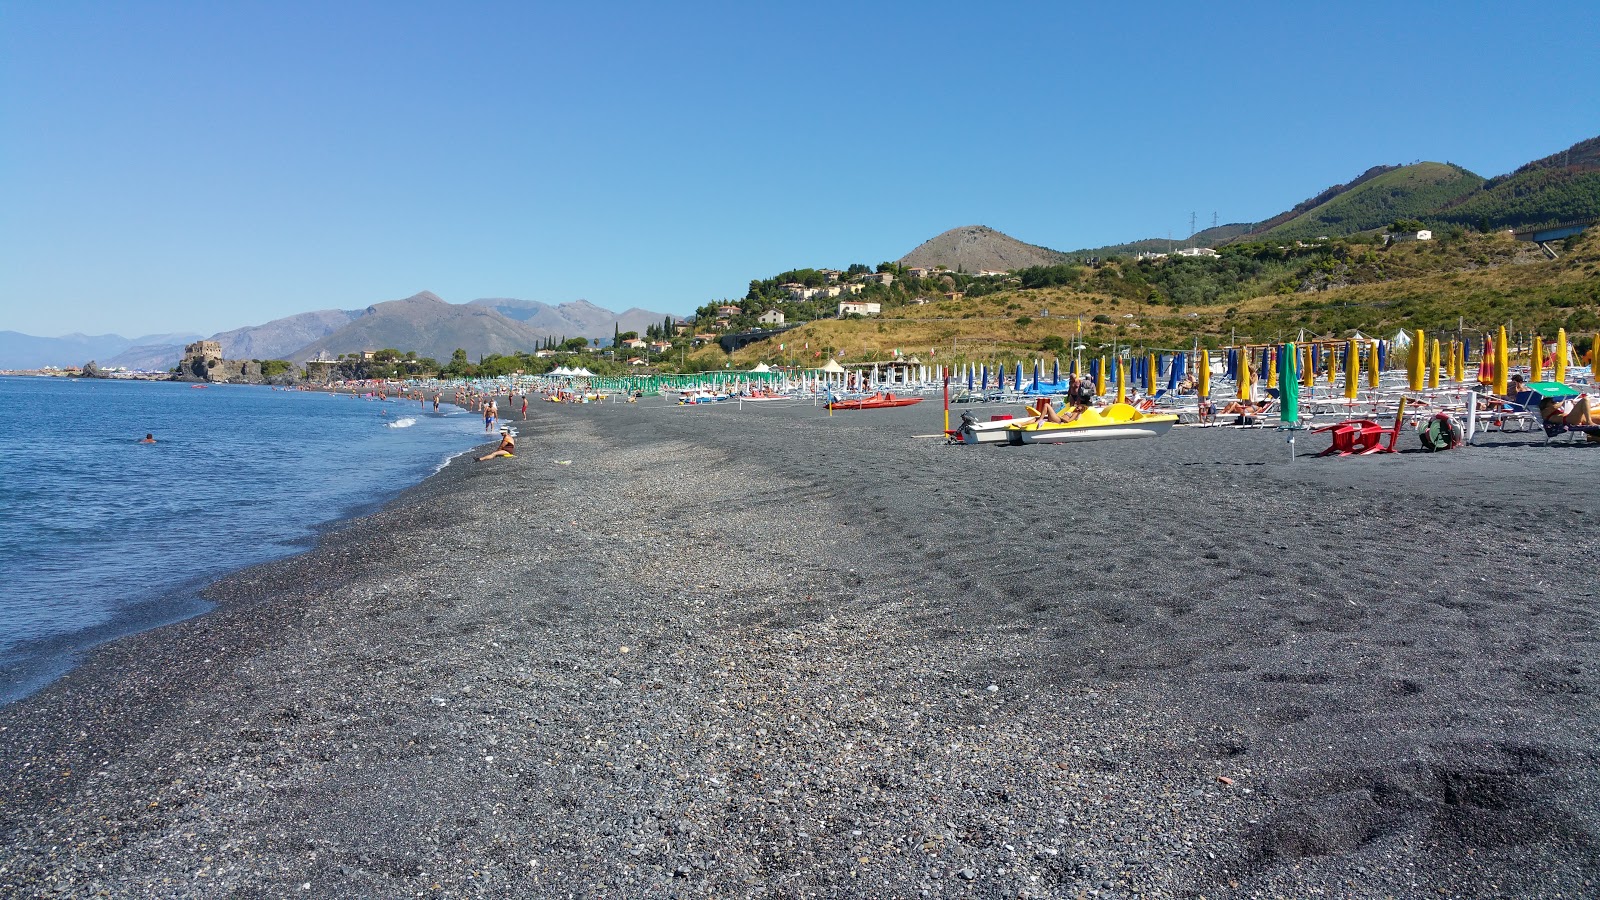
xmin=1539 ymin=395 xmax=1600 ymax=439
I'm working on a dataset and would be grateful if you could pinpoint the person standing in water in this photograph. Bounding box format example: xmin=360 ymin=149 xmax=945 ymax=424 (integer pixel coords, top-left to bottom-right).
xmin=433 ymin=393 xmax=441 ymax=413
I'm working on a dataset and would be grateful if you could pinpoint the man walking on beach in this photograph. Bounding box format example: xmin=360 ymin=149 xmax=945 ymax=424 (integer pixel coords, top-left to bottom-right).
xmin=521 ymin=393 xmax=528 ymax=420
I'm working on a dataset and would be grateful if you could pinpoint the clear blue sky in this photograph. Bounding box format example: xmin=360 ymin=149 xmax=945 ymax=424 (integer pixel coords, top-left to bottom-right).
xmin=3 ymin=0 xmax=1596 ymax=337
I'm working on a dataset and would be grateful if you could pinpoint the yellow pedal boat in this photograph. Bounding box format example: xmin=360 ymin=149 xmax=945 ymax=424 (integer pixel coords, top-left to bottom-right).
xmin=1005 ymin=402 xmax=1178 ymax=445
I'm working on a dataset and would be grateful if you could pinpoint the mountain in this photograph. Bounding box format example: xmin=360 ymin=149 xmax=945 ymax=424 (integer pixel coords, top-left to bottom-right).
xmin=0 ymin=331 xmax=200 ymax=370
xmin=467 ymin=298 xmax=672 ymax=338
xmin=1434 ymin=135 xmax=1600 ymax=231
xmin=102 ymin=309 xmax=361 ymax=372
xmin=1064 ymin=222 xmax=1256 ymax=258
xmin=286 ymin=291 xmax=557 ymax=363
xmin=1245 ymin=162 xmax=1485 ymax=242
xmin=897 ymin=225 xmax=1069 ymax=271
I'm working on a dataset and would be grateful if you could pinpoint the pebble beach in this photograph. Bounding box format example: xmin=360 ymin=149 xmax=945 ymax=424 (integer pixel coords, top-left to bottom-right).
xmin=1 ymin=399 xmax=1597 ymax=898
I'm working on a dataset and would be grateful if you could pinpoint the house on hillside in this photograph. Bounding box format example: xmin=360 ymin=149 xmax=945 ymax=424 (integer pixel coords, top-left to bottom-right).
xmin=758 ymin=309 xmax=786 ymax=326
xmin=906 ymin=266 xmax=933 ymax=278
xmin=819 ymin=269 xmax=842 ymax=282
xmin=860 ymin=272 xmax=895 ymax=286
xmin=786 ymin=285 xmax=820 ymax=301
xmin=842 ymin=283 xmax=865 ymax=295
xmin=838 ymin=300 xmax=881 ymax=317
xmin=944 ymin=291 xmax=964 ymax=302
xmin=976 ymin=269 xmax=1009 ymax=277
xmin=1175 ymin=247 xmax=1218 ymax=258
xmin=627 ymin=357 xmax=648 ymax=366
xmin=717 ymin=304 xmax=742 ymax=317
xmin=1384 ymin=230 xmax=1433 ymax=244
xmin=649 ymin=341 xmax=672 ymax=353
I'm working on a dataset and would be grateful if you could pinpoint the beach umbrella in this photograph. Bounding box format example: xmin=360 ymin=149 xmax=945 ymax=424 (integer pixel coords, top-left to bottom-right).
xmin=980 ymin=365 xmax=989 ymax=391
xmin=1279 ymin=343 xmax=1299 ymax=426
xmin=1096 ymin=356 xmax=1107 ymax=396
xmin=1344 ymin=339 xmax=1359 ymax=400
xmin=1478 ymin=336 xmax=1493 ymax=383
xmin=1198 ymin=350 xmax=1210 ymax=399
xmin=1225 ymin=348 xmax=1237 ymax=380
xmin=1408 ymin=329 xmax=1425 ymax=391
xmin=1378 ymin=341 xmax=1388 ymax=371
xmin=1168 ymin=353 xmax=1185 ymax=393
xmin=1264 ymin=347 xmax=1277 ymax=385
xmin=1032 ymin=360 xmax=1040 ymax=391
xmin=1116 ymin=358 xmax=1128 ymax=404
xmin=1429 ymin=338 xmax=1440 ymax=389
xmin=1300 ymin=345 xmax=1314 ymax=389
xmin=1014 ymin=361 xmax=1023 ymax=391
xmin=1052 ymin=358 xmax=1060 ymax=384
xmin=1329 ymin=342 xmax=1341 ymax=385
xmin=1237 ymin=348 xmax=1252 ymax=401
xmin=1147 ymin=353 xmax=1157 ymax=393
xmin=966 ymin=366 xmax=974 ymax=391
xmin=1366 ymin=340 xmax=1380 ymax=389
xmin=1494 ymin=326 xmax=1509 ymax=395
xmin=1530 ymin=335 xmax=1543 ymax=382
xmin=1554 ymin=327 xmax=1568 ymax=384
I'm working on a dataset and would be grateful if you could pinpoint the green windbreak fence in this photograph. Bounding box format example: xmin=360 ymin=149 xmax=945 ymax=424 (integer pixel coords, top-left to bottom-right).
xmin=582 ymin=372 xmax=785 ymax=394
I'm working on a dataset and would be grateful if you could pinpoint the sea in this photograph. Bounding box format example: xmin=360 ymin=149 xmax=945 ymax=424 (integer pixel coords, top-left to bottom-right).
xmin=0 ymin=376 xmax=491 ymax=705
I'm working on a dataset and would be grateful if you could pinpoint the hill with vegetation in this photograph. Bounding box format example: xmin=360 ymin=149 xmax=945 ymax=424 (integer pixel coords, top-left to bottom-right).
xmin=1433 ymin=135 xmax=1600 ymax=232
xmin=704 ymin=228 xmax=1598 ymax=372
xmin=1247 ymin=163 xmax=1486 ymax=242
xmin=897 ymin=225 xmax=1069 ymax=271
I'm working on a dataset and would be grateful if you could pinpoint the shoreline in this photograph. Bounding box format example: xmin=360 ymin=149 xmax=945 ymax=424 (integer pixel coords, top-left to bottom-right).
xmin=1 ymin=400 xmax=1596 ymax=897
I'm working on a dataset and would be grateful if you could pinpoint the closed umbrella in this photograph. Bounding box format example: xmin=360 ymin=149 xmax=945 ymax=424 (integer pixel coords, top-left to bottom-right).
xmin=1279 ymin=343 xmax=1299 ymax=426
xmin=1014 ymin=361 xmax=1023 ymax=392
xmin=1096 ymin=356 xmax=1107 ymax=397
xmin=1344 ymin=339 xmax=1359 ymax=400
xmin=1238 ymin=348 xmax=1253 ymax=401
xmin=1494 ymin=326 xmax=1509 ymax=395
xmin=1329 ymin=342 xmax=1341 ymax=386
xmin=967 ymin=366 xmax=974 ymax=391
xmin=997 ymin=364 xmax=1005 ymax=391
xmin=1265 ymin=347 xmax=1277 ymax=385
xmin=1530 ymin=336 xmax=1543 ymax=382
xmin=1031 ymin=360 xmax=1040 ymax=392
xmin=1116 ymin=358 xmax=1127 ymax=404
xmin=1409 ymin=329 xmax=1425 ymax=391
xmin=1169 ymin=353 xmax=1185 ymax=393
xmin=1554 ymin=327 xmax=1568 ymax=384
xmin=1198 ymin=350 xmax=1211 ymax=399
xmin=1366 ymin=340 xmax=1380 ymax=389
xmin=1052 ymin=358 xmax=1060 ymax=384
xmin=1300 ymin=345 xmax=1314 ymax=389
xmin=981 ymin=365 xmax=989 ymax=391
xmin=1429 ymin=338 xmax=1440 ymax=389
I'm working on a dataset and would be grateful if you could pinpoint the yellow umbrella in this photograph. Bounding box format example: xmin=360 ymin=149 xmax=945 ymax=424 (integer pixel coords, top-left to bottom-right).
xmin=1530 ymin=335 xmax=1543 ymax=382
xmin=1366 ymin=340 xmax=1380 ymax=389
xmin=1409 ymin=329 xmax=1425 ymax=391
xmin=1428 ymin=338 xmax=1440 ymax=389
xmin=1494 ymin=326 xmax=1509 ymax=395
xmin=1071 ymin=356 xmax=1081 ymax=379
xmin=1329 ymin=341 xmax=1340 ymax=385
xmin=1115 ymin=358 xmax=1127 ymax=404
xmin=1198 ymin=349 xmax=1210 ymax=399
xmin=1447 ymin=339 xmax=1458 ymax=382
xmin=1237 ymin=348 xmax=1253 ymax=401
xmin=1456 ymin=340 xmax=1467 ymax=383
xmin=1096 ymin=355 xmax=1106 ymax=396
xmin=1148 ymin=353 xmax=1157 ymax=395
xmin=1344 ymin=340 xmax=1359 ymax=400
xmin=1301 ymin=344 xmax=1314 ymax=389
xmin=1264 ymin=346 xmax=1277 ymax=385
xmin=1554 ymin=327 xmax=1568 ymax=384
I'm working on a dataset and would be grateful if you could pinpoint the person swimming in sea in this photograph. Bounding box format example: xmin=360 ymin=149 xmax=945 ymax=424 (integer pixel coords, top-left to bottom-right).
xmin=138 ymin=433 xmax=156 ymax=444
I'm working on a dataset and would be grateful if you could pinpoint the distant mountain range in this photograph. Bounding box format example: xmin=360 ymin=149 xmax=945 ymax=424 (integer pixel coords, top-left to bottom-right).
xmin=2 ymin=294 xmax=673 ymax=370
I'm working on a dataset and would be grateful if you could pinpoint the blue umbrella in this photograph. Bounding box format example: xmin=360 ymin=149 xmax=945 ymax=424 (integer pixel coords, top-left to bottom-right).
xmin=1031 ymin=360 xmax=1040 ymax=391
xmin=1167 ymin=353 xmax=1184 ymax=393
xmin=1226 ymin=348 xmax=1237 ymax=380
xmin=1378 ymin=341 xmax=1388 ymax=371
xmin=997 ymin=365 xmax=1005 ymax=391
xmin=1052 ymin=358 xmax=1060 ymax=384
xmin=967 ymin=366 xmax=974 ymax=391
xmin=1014 ymin=361 xmax=1023 ymax=390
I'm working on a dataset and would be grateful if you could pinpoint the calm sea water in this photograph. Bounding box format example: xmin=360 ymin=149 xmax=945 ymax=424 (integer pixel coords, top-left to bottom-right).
xmin=0 ymin=377 xmax=489 ymax=704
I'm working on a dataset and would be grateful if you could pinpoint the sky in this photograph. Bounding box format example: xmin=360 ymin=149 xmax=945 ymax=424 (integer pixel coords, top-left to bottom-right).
xmin=2 ymin=0 xmax=1597 ymax=338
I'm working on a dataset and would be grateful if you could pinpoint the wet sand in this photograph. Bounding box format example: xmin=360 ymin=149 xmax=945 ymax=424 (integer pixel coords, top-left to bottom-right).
xmin=2 ymin=398 xmax=1597 ymax=898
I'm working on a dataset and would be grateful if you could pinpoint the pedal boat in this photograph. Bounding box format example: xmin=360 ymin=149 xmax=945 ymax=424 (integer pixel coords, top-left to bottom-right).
xmin=826 ymin=392 xmax=925 ymax=410
xmin=1005 ymin=402 xmax=1177 ymax=444
xmin=957 ymin=411 xmax=1039 ymax=444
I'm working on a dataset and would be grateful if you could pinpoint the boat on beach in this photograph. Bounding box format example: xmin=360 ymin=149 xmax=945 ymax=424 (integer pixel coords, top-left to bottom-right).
xmin=1005 ymin=402 xmax=1178 ymax=444
xmin=956 ymin=412 xmax=1037 ymax=444
xmin=826 ymin=392 xmax=925 ymax=410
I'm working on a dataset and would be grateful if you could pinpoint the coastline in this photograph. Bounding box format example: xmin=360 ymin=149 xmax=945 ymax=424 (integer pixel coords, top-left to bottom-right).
xmin=1 ymin=400 xmax=1596 ymax=897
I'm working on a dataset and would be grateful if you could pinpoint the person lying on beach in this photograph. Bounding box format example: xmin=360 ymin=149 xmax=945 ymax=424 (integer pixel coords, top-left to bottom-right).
xmin=477 ymin=428 xmax=516 ymax=461
xmin=1219 ymin=399 xmax=1268 ymax=416
xmin=138 ymin=433 xmax=156 ymax=444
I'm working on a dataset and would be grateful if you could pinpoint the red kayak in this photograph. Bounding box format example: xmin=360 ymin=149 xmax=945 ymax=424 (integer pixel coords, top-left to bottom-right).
xmin=827 ymin=392 xmax=926 ymax=410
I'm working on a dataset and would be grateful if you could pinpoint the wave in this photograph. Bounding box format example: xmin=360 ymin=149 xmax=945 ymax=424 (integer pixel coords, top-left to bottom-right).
xmin=386 ymin=417 xmax=418 ymax=429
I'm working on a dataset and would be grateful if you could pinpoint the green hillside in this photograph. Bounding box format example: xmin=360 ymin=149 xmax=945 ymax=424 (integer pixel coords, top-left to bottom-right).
xmin=1434 ymin=136 xmax=1600 ymax=231
xmin=1253 ymin=162 xmax=1485 ymax=242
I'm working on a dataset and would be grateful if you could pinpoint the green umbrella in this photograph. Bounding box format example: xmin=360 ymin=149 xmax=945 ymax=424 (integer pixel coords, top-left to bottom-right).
xmin=1526 ymin=381 xmax=1579 ymax=398
xmin=1279 ymin=342 xmax=1299 ymax=425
